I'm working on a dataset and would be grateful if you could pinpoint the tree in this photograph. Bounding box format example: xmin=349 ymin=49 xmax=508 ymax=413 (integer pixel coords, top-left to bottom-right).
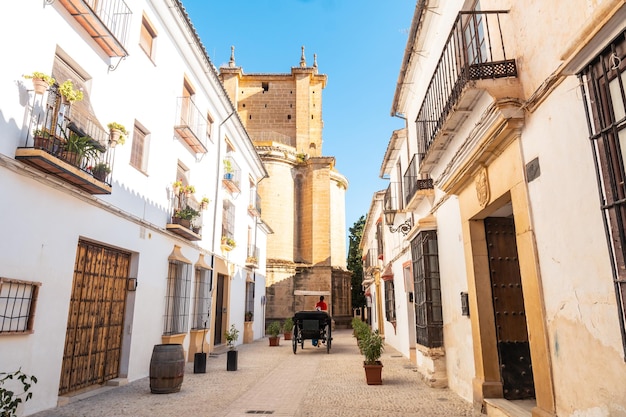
xmin=347 ymin=215 xmax=366 ymax=309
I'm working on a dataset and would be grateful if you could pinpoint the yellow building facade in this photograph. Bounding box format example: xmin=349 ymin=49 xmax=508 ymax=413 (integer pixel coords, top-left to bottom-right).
xmin=220 ymin=47 xmax=352 ymax=327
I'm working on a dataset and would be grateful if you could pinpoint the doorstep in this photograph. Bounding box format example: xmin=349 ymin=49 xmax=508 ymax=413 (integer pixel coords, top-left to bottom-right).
xmin=57 ymin=378 xmax=128 ymax=406
xmin=483 ymin=398 xmax=534 ymax=417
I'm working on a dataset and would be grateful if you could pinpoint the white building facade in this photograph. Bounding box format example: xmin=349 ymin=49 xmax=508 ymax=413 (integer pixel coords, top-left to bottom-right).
xmin=366 ymin=0 xmax=626 ymax=416
xmin=0 ymin=0 xmax=267 ymax=415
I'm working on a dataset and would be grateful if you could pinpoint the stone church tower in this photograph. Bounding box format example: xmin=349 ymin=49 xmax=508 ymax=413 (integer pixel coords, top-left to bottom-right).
xmin=219 ymin=47 xmax=352 ymax=327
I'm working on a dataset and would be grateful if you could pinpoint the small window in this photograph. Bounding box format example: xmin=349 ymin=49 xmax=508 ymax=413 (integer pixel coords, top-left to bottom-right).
xmin=140 ymin=15 xmax=157 ymax=60
xmin=262 ymin=82 xmax=269 ymax=92
xmin=130 ymin=123 xmax=150 ymax=173
xmin=0 ymin=277 xmax=41 ymax=334
xmin=206 ymin=112 xmax=214 ymax=141
xmin=384 ymin=279 xmax=396 ymax=322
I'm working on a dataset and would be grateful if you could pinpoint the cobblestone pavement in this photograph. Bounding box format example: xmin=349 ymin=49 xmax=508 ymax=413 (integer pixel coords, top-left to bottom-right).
xmin=31 ymin=329 xmax=476 ymax=417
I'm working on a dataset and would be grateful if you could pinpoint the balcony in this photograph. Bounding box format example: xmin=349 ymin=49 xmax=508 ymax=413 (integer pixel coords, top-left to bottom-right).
xmin=245 ymin=245 xmax=260 ymax=268
xmin=166 ymin=192 xmax=202 ymax=241
xmin=248 ymin=189 xmax=261 ymax=217
xmin=15 ymin=88 xmax=112 ymax=194
xmin=403 ymin=154 xmax=434 ymax=210
xmin=363 ymin=247 xmax=379 ymax=271
xmin=57 ymin=0 xmax=131 ymax=58
xmin=174 ymin=97 xmax=208 ymax=153
xmin=417 ymin=11 xmax=519 ymax=173
xmin=222 ymin=156 xmax=241 ymax=194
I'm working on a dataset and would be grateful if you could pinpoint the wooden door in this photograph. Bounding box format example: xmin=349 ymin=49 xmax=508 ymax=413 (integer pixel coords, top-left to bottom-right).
xmin=59 ymin=241 xmax=130 ymax=394
xmin=485 ymin=217 xmax=535 ymax=400
xmin=213 ymin=273 xmax=226 ymax=345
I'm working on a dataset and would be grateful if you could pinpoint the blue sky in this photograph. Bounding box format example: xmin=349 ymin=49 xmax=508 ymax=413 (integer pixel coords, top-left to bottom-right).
xmin=180 ymin=0 xmax=415 ymax=236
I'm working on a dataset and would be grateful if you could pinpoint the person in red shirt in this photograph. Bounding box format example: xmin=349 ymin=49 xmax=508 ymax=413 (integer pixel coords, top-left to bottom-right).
xmin=313 ymin=296 xmax=328 ymax=347
xmin=315 ymin=295 xmax=327 ymax=311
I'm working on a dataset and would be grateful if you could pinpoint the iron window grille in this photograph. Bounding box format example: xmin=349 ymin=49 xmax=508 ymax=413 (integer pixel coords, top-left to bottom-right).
xmin=163 ymin=261 xmax=191 ymax=335
xmin=411 ymin=230 xmax=443 ymax=348
xmin=384 ymin=279 xmax=396 ymax=323
xmin=0 ymin=278 xmax=40 ymax=334
xmin=579 ymin=30 xmax=626 ymax=355
xmin=192 ymin=267 xmax=212 ymax=330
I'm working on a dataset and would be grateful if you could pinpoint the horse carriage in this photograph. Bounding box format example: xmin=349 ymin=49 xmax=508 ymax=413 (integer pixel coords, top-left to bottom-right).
xmin=291 ymin=310 xmax=332 ymax=354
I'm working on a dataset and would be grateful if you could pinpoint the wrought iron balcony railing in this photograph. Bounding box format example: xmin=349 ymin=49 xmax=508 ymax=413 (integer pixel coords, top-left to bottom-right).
xmin=363 ymin=247 xmax=379 ymax=270
xmin=416 ymin=10 xmax=517 ymax=162
xmin=222 ymin=156 xmax=241 ymax=194
xmin=248 ymin=189 xmax=262 ymax=217
xmin=16 ymin=86 xmax=113 ymax=194
xmin=404 ymin=154 xmax=434 ymax=206
xmin=57 ymin=0 xmax=131 ymax=57
xmin=174 ymin=96 xmax=208 ymax=153
xmin=246 ymin=245 xmax=260 ymax=268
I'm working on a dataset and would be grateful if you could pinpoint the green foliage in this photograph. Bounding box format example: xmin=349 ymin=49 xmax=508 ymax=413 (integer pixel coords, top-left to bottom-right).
xmin=24 ymin=72 xmax=55 ymax=86
xmin=360 ymin=330 xmax=384 ymax=365
xmin=92 ymin=161 xmax=111 ymax=175
xmin=60 ymin=129 xmax=101 ymax=161
xmin=347 ymin=215 xmax=366 ymax=309
xmin=223 ymin=159 xmax=233 ymax=173
xmin=221 ymin=236 xmax=236 ymax=248
xmin=267 ymin=321 xmax=281 ymax=337
xmin=224 ymin=324 xmax=239 ymax=349
xmin=0 ymin=368 xmax=37 ymax=416
xmin=107 ymin=122 xmax=127 ymax=145
xmin=58 ymin=80 xmax=83 ymax=103
xmin=174 ymin=206 xmax=200 ymax=221
xmin=282 ymin=317 xmax=294 ymax=333
xmin=106 ymin=122 xmax=128 ymax=135
xmin=351 ymin=318 xmax=370 ymax=343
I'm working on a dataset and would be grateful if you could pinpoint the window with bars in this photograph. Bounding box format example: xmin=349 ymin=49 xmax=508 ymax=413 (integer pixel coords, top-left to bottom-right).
xmin=164 ymin=260 xmax=191 ymax=335
xmin=192 ymin=267 xmax=212 ymax=330
xmin=0 ymin=278 xmax=40 ymax=334
xmin=130 ymin=123 xmax=149 ymax=173
xmin=376 ymin=221 xmax=384 ymax=260
xmin=579 ymin=30 xmax=626 ymax=351
xmin=411 ymin=230 xmax=443 ymax=348
xmin=222 ymin=199 xmax=235 ymax=239
xmin=245 ymin=278 xmax=255 ymax=321
xmin=384 ymin=279 xmax=396 ymax=322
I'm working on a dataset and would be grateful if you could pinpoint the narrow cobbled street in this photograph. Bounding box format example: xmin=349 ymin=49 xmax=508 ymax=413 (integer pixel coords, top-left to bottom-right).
xmin=31 ymin=329 xmax=475 ymax=417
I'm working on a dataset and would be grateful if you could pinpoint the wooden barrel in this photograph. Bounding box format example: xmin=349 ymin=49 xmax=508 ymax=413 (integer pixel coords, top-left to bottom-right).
xmin=149 ymin=344 xmax=185 ymax=394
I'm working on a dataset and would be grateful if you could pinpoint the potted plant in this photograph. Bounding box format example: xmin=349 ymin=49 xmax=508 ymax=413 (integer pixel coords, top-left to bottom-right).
xmin=58 ymin=80 xmax=84 ymax=104
xmin=91 ymin=161 xmax=111 ymax=181
xmin=200 ymin=196 xmax=210 ymax=210
xmin=23 ymin=72 xmax=55 ymax=95
xmin=173 ymin=206 xmax=199 ymax=229
xmin=267 ymin=321 xmax=281 ymax=346
xmin=183 ymin=184 xmax=195 ymax=197
xmin=245 ymin=311 xmax=253 ymax=322
xmin=361 ymin=330 xmax=385 ymax=385
xmin=60 ymin=130 xmax=101 ymax=168
xmin=282 ymin=317 xmax=294 ymax=341
xmin=221 ymin=236 xmax=236 ymax=250
xmin=223 ymin=159 xmax=234 ymax=180
xmin=107 ymin=122 xmax=127 ymax=147
xmin=172 ymin=179 xmax=183 ymax=195
xmin=224 ymin=324 xmax=239 ymax=371
xmin=32 ymin=128 xmax=55 ymax=151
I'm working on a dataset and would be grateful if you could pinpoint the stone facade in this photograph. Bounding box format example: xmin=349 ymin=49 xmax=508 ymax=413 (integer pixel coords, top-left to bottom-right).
xmin=220 ymin=48 xmax=352 ymax=327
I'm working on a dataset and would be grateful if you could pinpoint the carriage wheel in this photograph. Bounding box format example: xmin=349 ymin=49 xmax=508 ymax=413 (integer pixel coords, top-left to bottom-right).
xmin=326 ymin=324 xmax=331 ymax=354
xmin=292 ymin=331 xmax=297 ymax=354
